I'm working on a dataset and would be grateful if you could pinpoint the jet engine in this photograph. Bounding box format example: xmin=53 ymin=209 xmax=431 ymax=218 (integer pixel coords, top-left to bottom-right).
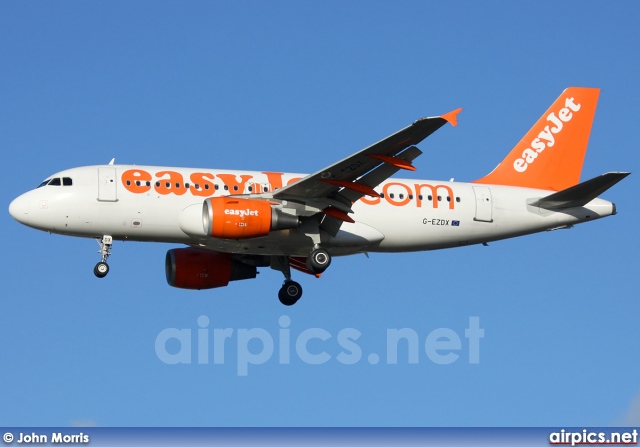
xmin=165 ymin=248 xmax=256 ymax=290
xmin=202 ymin=197 xmax=299 ymax=239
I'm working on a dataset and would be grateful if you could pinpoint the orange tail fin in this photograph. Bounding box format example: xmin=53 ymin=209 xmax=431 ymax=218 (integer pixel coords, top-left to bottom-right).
xmin=474 ymin=87 xmax=600 ymax=191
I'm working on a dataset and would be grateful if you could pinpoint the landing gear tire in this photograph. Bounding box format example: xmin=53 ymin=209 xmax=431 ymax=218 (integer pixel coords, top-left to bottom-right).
xmin=278 ymin=280 xmax=303 ymax=306
xmin=94 ymin=262 xmax=109 ymax=278
xmin=306 ymin=248 xmax=331 ymax=274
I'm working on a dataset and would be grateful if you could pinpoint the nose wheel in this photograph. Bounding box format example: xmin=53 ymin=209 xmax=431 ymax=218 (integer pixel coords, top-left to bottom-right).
xmin=94 ymin=235 xmax=113 ymax=278
xmin=94 ymin=261 xmax=109 ymax=278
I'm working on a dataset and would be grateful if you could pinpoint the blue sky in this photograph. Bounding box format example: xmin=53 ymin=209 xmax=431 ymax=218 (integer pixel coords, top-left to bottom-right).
xmin=1 ymin=1 xmax=639 ymax=427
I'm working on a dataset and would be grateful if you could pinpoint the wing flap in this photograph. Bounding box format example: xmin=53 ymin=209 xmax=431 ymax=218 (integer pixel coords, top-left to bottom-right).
xmin=270 ymin=112 xmax=460 ymax=236
xmin=320 ymin=146 xmax=424 ymax=236
xmin=338 ymin=146 xmax=422 ymax=203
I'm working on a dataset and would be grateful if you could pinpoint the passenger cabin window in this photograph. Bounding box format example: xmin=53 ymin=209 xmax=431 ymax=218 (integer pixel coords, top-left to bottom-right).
xmin=49 ymin=178 xmax=61 ymax=186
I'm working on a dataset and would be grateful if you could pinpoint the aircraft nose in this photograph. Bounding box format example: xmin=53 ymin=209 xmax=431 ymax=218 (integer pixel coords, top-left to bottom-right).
xmin=9 ymin=194 xmax=30 ymax=225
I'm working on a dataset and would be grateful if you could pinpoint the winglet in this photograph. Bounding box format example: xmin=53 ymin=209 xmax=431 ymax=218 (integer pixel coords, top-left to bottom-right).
xmin=441 ymin=108 xmax=462 ymax=127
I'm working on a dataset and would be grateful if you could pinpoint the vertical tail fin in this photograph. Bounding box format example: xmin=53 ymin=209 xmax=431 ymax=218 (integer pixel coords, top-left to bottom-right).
xmin=474 ymin=87 xmax=600 ymax=191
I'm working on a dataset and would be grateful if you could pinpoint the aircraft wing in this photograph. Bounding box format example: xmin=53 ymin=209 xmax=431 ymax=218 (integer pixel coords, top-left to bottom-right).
xmin=272 ymin=109 xmax=461 ymax=234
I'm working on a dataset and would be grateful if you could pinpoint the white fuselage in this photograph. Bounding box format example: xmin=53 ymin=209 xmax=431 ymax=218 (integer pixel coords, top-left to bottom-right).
xmin=9 ymin=165 xmax=615 ymax=257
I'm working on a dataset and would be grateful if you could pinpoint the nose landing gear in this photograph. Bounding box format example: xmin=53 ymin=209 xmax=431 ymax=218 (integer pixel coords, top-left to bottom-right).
xmin=94 ymin=235 xmax=112 ymax=278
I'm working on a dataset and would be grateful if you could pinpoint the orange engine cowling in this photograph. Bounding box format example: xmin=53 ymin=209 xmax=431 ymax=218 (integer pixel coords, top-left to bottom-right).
xmin=202 ymin=197 xmax=299 ymax=239
xmin=165 ymin=248 xmax=256 ymax=290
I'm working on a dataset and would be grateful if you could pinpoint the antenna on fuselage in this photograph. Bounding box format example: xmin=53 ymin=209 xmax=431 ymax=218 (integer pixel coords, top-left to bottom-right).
xmin=108 ymin=158 xmax=115 ymax=165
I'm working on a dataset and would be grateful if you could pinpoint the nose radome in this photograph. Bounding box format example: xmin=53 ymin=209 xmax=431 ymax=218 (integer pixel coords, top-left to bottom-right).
xmin=9 ymin=194 xmax=30 ymax=225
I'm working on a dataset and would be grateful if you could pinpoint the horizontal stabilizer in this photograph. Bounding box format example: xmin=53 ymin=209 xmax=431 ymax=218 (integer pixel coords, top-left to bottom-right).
xmin=529 ymin=172 xmax=630 ymax=210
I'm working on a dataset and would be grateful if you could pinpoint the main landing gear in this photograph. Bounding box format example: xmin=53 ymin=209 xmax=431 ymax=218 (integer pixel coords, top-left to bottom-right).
xmin=94 ymin=235 xmax=112 ymax=278
xmin=272 ymin=255 xmax=303 ymax=306
xmin=278 ymin=280 xmax=303 ymax=306
xmin=306 ymin=247 xmax=331 ymax=274
xmin=272 ymin=247 xmax=333 ymax=306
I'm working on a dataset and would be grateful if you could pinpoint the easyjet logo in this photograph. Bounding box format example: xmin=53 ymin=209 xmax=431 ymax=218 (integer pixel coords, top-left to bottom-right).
xmin=121 ymin=169 xmax=457 ymax=210
xmin=121 ymin=169 xmax=301 ymax=196
xmin=513 ymin=96 xmax=581 ymax=173
xmin=224 ymin=208 xmax=259 ymax=217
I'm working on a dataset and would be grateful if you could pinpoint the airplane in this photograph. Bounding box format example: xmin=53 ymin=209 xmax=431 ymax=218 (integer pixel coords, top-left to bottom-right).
xmin=8 ymin=87 xmax=629 ymax=305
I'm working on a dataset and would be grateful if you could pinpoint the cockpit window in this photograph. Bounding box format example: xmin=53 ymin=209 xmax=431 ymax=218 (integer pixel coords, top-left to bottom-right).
xmin=36 ymin=177 xmax=72 ymax=188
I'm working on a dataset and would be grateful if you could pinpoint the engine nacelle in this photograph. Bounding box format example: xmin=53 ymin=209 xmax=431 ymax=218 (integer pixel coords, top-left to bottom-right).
xmin=202 ymin=197 xmax=299 ymax=239
xmin=165 ymin=248 xmax=256 ymax=290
